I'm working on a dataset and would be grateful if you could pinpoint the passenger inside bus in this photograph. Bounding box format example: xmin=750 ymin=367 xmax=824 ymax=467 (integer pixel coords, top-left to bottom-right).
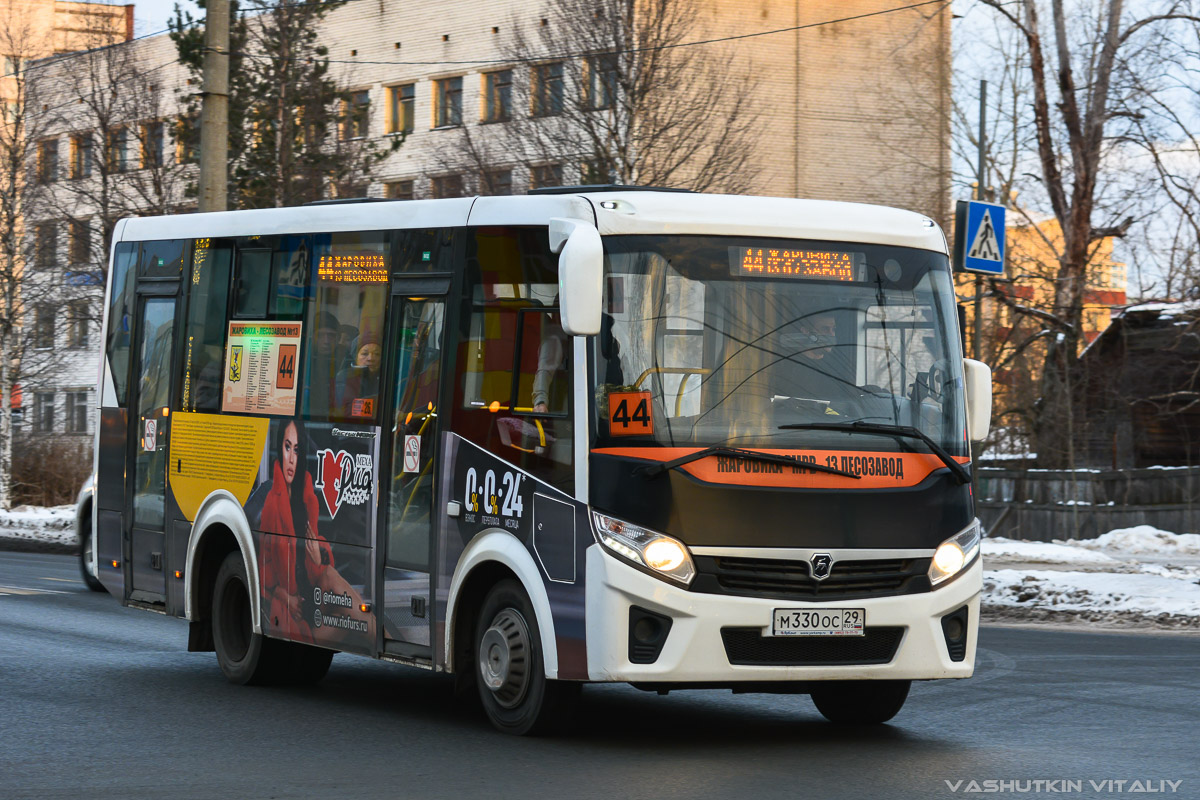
xmin=303 ymin=311 xmax=343 ymax=418
xmin=339 ymin=331 xmax=382 ymax=417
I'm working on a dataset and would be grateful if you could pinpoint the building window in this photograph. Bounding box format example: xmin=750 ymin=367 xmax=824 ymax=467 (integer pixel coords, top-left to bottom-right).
xmin=70 ymin=134 xmax=93 ymax=179
xmin=341 ymin=90 xmax=370 ymax=140
xmin=67 ymin=300 xmax=89 ymax=348
xmin=431 ymin=174 xmax=465 ymax=199
xmin=37 ymin=139 xmax=58 ymax=183
xmin=3 ymin=55 xmax=23 ymax=76
xmin=384 ymin=180 xmax=414 ymax=200
xmin=35 ymin=223 xmax=56 ymax=267
xmin=35 ymin=305 xmax=55 ymax=349
xmin=582 ymin=157 xmax=615 ymax=185
xmin=65 ymin=391 xmax=89 ymax=434
xmin=482 ymin=70 xmax=512 ymax=122
xmin=69 ymin=220 xmax=90 ymax=265
xmin=433 ymin=77 xmax=462 ymax=128
xmin=529 ymin=163 xmax=563 ymax=191
xmin=33 ymin=392 xmax=55 ymax=433
xmin=586 ymin=55 xmax=618 ymax=110
xmin=531 ymin=62 xmax=564 ymax=117
xmin=140 ymin=121 xmax=164 ymax=168
xmin=480 ymin=169 xmax=512 ymax=195
xmin=106 ymin=127 xmax=128 ymax=172
xmin=387 ymin=84 xmax=414 ymax=134
xmin=176 ymin=115 xmax=198 ymax=164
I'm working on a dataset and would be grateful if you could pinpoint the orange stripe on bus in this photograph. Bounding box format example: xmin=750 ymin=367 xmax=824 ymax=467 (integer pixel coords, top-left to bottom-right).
xmin=590 ymin=447 xmax=969 ymax=489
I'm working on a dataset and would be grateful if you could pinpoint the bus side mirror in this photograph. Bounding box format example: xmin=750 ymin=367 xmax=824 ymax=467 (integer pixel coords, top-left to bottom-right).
xmin=962 ymin=358 xmax=992 ymax=442
xmin=549 ymin=217 xmax=602 ymax=336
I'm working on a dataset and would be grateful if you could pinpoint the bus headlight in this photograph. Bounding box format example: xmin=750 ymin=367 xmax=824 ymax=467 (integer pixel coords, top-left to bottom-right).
xmin=592 ymin=511 xmax=696 ymax=585
xmin=929 ymin=520 xmax=981 ymax=587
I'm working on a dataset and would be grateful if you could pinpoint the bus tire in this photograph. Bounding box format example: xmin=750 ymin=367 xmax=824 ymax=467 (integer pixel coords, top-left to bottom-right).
xmin=212 ymin=551 xmax=286 ymax=685
xmin=78 ymin=514 xmax=105 ymax=593
xmin=810 ymin=680 xmax=911 ymax=724
xmin=474 ymin=579 xmax=579 ymax=735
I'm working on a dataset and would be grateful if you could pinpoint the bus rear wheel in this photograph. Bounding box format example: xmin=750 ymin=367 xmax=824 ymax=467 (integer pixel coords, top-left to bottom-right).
xmin=810 ymin=680 xmax=911 ymax=724
xmin=474 ymin=579 xmax=579 ymax=735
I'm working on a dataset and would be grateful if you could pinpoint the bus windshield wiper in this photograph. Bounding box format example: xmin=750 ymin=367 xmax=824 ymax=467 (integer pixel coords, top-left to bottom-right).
xmin=633 ymin=446 xmax=860 ymax=480
xmin=776 ymin=421 xmax=971 ymax=485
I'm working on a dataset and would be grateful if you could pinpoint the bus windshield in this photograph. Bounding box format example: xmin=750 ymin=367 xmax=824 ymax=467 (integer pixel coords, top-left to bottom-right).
xmin=593 ymin=235 xmax=967 ymax=457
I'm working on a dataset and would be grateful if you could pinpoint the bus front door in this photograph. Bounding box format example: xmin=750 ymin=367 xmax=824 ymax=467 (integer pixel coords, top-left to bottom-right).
xmin=380 ymin=296 xmax=447 ymax=654
xmin=126 ymin=291 xmax=178 ymax=604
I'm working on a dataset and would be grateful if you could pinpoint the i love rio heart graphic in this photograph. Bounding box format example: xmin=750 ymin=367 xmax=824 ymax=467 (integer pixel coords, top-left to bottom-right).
xmin=318 ymin=449 xmax=352 ymax=519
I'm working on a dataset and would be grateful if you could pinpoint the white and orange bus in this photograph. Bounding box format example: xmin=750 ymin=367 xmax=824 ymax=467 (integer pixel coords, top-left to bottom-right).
xmin=87 ymin=188 xmax=991 ymax=733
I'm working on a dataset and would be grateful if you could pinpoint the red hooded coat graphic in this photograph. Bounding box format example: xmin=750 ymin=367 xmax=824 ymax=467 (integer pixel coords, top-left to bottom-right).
xmin=258 ymin=460 xmax=333 ymax=642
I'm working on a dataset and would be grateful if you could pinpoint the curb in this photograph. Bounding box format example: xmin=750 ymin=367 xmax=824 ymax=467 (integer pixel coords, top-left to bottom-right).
xmin=0 ymin=537 xmax=77 ymax=556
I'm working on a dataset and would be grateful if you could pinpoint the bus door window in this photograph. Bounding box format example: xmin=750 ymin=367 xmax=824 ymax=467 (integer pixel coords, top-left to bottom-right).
xmin=133 ymin=297 xmax=176 ymax=529
xmin=106 ymin=243 xmax=138 ymax=405
xmin=456 ymin=227 xmax=573 ymax=493
xmin=387 ymin=299 xmax=445 ymax=570
xmin=303 ymin=231 xmax=389 ymax=421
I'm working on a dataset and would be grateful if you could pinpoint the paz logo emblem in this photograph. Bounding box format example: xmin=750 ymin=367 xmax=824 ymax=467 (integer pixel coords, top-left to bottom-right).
xmin=810 ymin=553 xmax=833 ymax=581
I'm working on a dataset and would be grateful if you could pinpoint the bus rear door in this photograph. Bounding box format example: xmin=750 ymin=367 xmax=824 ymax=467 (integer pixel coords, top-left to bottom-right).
xmin=125 ymin=269 xmax=181 ymax=605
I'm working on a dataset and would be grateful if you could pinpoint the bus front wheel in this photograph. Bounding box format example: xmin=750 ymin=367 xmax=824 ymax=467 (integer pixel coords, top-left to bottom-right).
xmin=810 ymin=680 xmax=911 ymax=724
xmin=474 ymin=579 xmax=579 ymax=735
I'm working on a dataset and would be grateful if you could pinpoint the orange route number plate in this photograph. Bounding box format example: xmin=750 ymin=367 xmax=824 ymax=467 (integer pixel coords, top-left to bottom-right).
xmin=608 ymin=391 xmax=653 ymax=436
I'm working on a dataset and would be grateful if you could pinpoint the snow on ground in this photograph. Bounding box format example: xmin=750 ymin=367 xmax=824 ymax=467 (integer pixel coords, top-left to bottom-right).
xmin=982 ymin=529 xmax=1200 ymax=631
xmin=0 ymin=506 xmax=77 ymax=552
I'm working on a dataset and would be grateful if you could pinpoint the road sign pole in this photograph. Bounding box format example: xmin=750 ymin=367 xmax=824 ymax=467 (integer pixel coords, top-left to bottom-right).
xmin=973 ymin=80 xmax=987 ymax=361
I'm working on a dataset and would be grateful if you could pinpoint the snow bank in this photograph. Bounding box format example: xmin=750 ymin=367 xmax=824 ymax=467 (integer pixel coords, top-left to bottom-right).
xmin=985 ymin=569 xmax=1200 ymax=620
xmin=0 ymin=505 xmax=77 ymax=552
xmin=983 ymin=537 xmax=1121 ymax=567
xmin=1072 ymin=525 xmax=1200 ymax=555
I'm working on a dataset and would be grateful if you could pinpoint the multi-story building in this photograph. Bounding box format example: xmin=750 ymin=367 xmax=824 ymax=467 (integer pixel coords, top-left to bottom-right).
xmin=20 ymin=0 xmax=951 ymax=465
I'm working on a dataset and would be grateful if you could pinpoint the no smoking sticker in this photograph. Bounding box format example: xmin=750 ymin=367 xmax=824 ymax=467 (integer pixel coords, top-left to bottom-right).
xmin=403 ymin=435 xmax=421 ymax=473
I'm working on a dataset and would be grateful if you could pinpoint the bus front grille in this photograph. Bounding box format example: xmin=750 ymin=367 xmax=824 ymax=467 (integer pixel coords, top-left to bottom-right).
xmin=721 ymin=627 xmax=904 ymax=666
xmin=691 ymin=556 xmax=933 ymax=602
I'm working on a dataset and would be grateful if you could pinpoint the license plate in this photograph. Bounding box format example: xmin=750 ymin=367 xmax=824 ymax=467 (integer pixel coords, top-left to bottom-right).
xmin=771 ymin=608 xmax=865 ymax=637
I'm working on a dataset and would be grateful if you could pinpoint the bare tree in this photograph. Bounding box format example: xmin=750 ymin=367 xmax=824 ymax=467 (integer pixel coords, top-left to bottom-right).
xmin=0 ymin=11 xmax=59 ymax=509
xmin=968 ymin=0 xmax=1200 ymax=467
xmin=430 ymin=0 xmax=760 ymax=194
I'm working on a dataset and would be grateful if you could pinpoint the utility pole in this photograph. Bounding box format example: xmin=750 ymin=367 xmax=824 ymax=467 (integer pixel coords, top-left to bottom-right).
xmin=197 ymin=0 xmax=229 ymax=213
xmin=973 ymin=79 xmax=987 ymax=361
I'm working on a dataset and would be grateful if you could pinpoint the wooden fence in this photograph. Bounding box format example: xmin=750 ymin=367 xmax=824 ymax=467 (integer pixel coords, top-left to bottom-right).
xmin=975 ymin=467 xmax=1200 ymax=541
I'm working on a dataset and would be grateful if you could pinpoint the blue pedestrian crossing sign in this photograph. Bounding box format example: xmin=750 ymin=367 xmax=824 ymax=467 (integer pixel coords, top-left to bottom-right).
xmin=954 ymin=199 xmax=1006 ymax=275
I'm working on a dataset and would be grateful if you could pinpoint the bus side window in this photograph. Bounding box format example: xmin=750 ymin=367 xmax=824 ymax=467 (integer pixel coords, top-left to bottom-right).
xmin=180 ymin=239 xmax=232 ymax=412
xmin=106 ymin=242 xmax=138 ymax=406
xmin=454 ymin=227 xmax=573 ymax=493
xmin=232 ymin=248 xmax=272 ymax=318
xmin=139 ymin=239 xmax=186 ymax=277
xmin=303 ymin=231 xmax=389 ymax=422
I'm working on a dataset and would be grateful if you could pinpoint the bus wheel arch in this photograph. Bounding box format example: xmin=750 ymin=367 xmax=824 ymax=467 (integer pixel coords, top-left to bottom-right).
xmin=185 ymin=492 xmax=262 ymax=650
xmin=446 ymin=532 xmax=559 ymax=681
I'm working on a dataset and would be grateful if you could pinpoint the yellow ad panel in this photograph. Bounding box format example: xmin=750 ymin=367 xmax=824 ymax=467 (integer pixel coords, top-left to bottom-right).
xmin=170 ymin=412 xmax=269 ymax=520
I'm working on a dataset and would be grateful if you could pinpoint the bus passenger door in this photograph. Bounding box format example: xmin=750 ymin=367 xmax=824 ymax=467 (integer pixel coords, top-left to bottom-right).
xmin=380 ymin=295 xmax=447 ymax=652
xmin=126 ymin=290 xmax=178 ymax=603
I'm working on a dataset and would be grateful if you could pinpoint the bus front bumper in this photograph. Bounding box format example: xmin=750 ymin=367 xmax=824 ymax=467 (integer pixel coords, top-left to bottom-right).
xmin=583 ymin=544 xmax=981 ymax=683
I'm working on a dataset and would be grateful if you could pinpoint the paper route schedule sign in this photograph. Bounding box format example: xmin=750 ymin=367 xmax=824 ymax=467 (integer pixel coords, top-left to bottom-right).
xmin=223 ymin=320 xmax=303 ymax=415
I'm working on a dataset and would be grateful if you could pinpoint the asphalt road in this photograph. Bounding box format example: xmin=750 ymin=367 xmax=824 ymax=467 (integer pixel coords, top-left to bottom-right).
xmin=2 ymin=550 xmax=1197 ymax=800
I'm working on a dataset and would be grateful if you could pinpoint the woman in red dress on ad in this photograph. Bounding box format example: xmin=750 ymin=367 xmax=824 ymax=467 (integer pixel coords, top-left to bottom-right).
xmin=258 ymin=419 xmax=371 ymax=644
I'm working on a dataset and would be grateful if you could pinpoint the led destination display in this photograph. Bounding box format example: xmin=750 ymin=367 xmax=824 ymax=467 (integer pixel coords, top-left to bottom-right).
xmin=731 ymin=247 xmax=864 ymax=281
